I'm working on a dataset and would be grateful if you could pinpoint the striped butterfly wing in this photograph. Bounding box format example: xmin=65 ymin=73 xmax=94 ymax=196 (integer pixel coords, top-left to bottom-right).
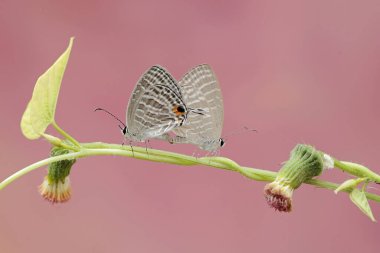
xmin=173 ymin=64 xmax=224 ymax=150
xmin=127 ymin=65 xmax=187 ymax=140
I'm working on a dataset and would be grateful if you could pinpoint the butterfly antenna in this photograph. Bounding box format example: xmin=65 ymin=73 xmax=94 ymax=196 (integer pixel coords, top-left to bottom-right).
xmin=223 ymin=126 xmax=257 ymax=141
xmin=95 ymin=108 xmax=127 ymax=129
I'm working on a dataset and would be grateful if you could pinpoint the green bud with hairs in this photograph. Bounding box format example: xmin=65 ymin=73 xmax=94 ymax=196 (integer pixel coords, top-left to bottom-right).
xmin=264 ymin=144 xmax=324 ymax=212
xmin=39 ymin=146 xmax=76 ymax=203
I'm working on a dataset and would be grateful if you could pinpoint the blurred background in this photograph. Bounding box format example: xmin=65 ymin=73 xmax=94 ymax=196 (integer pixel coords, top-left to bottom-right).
xmin=0 ymin=0 xmax=379 ymax=252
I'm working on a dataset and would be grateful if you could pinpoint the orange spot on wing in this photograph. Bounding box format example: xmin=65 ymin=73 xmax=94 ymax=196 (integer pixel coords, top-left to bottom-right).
xmin=172 ymin=106 xmax=185 ymax=116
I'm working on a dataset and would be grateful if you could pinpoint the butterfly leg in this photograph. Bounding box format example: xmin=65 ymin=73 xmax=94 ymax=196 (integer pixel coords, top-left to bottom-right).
xmin=192 ymin=148 xmax=204 ymax=160
xmin=204 ymin=152 xmax=213 ymax=165
xmin=144 ymin=140 xmax=150 ymax=158
xmin=129 ymin=140 xmax=134 ymax=157
xmin=147 ymin=139 xmax=153 ymax=149
xmin=211 ymin=149 xmax=220 ymax=157
xmin=192 ymin=150 xmax=198 ymax=159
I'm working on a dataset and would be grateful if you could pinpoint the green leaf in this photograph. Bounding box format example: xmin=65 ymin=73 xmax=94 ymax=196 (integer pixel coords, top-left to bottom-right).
xmin=334 ymin=178 xmax=366 ymax=194
xmin=20 ymin=37 xmax=74 ymax=139
xmin=349 ymin=188 xmax=376 ymax=222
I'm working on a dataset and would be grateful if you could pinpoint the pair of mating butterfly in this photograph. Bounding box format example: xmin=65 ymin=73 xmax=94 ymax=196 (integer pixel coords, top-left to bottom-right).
xmin=97 ymin=64 xmax=225 ymax=152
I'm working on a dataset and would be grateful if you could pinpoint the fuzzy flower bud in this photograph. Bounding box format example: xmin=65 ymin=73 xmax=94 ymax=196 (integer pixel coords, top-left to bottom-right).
xmin=264 ymin=144 xmax=324 ymax=212
xmin=38 ymin=147 xmax=76 ymax=203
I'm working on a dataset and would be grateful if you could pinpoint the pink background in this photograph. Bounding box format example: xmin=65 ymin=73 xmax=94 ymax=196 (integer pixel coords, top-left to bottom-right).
xmin=1 ymin=0 xmax=379 ymax=252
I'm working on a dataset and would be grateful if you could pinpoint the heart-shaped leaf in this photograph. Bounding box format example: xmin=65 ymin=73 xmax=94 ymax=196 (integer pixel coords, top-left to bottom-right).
xmin=21 ymin=37 xmax=74 ymax=139
xmin=349 ymin=188 xmax=376 ymax=222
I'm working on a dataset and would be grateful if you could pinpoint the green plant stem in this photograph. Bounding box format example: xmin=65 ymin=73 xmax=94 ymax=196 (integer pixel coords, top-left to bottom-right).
xmin=52 ymin=121 xmax=80 ymax=147
xmin=0 ymin=151 xmax=80 ymax=190
xmin=41 ymin=134 xmax=79 ymax=152
xmin=333 ymin=159 xmax=380 ymax=183
xmin=1 ymin=142 xmax=380 ymax=202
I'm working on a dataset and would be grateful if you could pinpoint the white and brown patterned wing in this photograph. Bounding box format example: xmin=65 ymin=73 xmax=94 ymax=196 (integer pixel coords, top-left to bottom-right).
xmin=173 ymin=64 xmax=224 ymax=150
xmin=126 ymin=66 xmax=187 ymax=141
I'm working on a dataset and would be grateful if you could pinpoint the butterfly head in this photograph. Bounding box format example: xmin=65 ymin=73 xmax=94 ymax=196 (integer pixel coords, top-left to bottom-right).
xmin=122 ymin=126 xmax=127 ymax=135
xmin=219 ymin=138 xmax=225 ymax=147
xmin=200 ymin=138 xmax=225 ymax=152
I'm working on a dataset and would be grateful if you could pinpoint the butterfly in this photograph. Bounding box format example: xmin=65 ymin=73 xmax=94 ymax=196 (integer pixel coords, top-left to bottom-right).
xmin=162 ymin=64 xmax=225 ymax=152
xmin=96 ymin=65 xmax=205 ymax=143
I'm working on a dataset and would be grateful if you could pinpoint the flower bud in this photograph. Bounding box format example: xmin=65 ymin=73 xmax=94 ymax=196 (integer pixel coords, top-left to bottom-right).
xmin=41 ymin=133 xmax=63 ymax=147
xmin=264 ymin=144 xmax=324 ymax=212
xmin=38 ymin=147 xmax=76 ymax=203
